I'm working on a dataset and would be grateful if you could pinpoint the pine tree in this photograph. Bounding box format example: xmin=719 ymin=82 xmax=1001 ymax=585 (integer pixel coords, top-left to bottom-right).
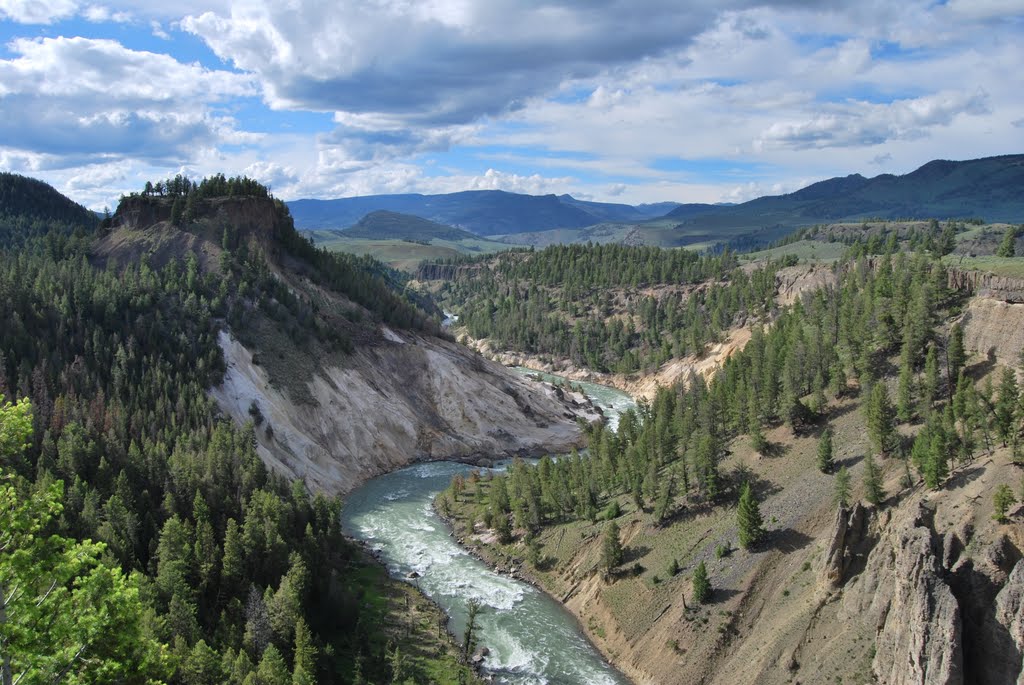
xmin=995 ymin=367 xmax=1019 ymax=447
xmin=653 ymin=470 xmax=675 ymax=525
xmin=896 ymin=348 xmax=915 ymax=423
xmin=292 ymin=619 xmax=317 ymax=685
xmin=921 ymin=344 xmax=940 ymax=414
xmin=993 ymin=484 xmax=1016 ymax=523
xmin=923 ymin=425 xmax=949 ymax=490
xmin=817 ymin=427 xmax=835 ymax=473
xmin=736 ymin=481 xmax=765 ymax=549
xmin=601 ymin=521 xmax=624 ymax=576
xmin=863 ymin=453 xmax=884 ymax=506
xmin=692 ymin=560 xmax=711 ymax=604
xmin=170 ymin=196 xmax=184 ymax=227
xmin=867 ymin=382 xmax=898 ymax=456
xmin=462 ymin=600 xmax=481 ymax=662
xmin=834 ymin=466 xmax=852 ymax=508
xmin=947 ymin=324 xmax=965 ymax=394
xmin=997 ymin=226 xmax=1018 ymax=258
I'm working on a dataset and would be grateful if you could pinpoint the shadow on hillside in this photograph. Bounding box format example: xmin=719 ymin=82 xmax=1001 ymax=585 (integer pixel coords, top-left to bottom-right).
xmin=836 ymin=453 xmax=864 ymax=470
xmin=769 ymin=528 xmax=813 ymax=554
xmin=623 ymin=544 xmax=652 ymax=565
xmin=727 ymin=465 xmax=782 ymax=502
xmin=965 ymin=352 xmax=997 ymax=382
xmin=946 ymin=464 xmax=985 ymax=491
xmin=827 ymin=400 xmax=861 ymax=422
xmin=708 ymin=587 xmax=741 ymax=605
xmin=758 ymin=440 xmax=790 ymax=459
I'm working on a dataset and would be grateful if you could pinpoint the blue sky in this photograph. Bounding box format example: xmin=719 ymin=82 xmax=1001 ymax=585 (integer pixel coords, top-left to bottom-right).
xmin=0 ymin=0 xmax=1022 ymax=210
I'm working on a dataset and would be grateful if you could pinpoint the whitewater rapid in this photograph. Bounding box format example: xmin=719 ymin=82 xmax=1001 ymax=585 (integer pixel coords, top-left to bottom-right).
xmin=340 ymin=370 xmax=635 ymax=684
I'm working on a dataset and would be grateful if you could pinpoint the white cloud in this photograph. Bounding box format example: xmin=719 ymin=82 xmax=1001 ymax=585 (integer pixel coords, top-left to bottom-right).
xmin=4 ymin=1 xmax=1024 ymax=208
xmin=150 ymin=20 xmax=170 ymax=39
xmin=756 ymin=91 xmax=992 ymax=150
xmin=82 ymin=5 xmax=131 ymax=23
xmin=0 ymin=0 xmax=77 ymax=23
xmin=0 ymin=36 xmax=256 ymax=161
xmin=179 ymin=0 xmax=737 ymax=125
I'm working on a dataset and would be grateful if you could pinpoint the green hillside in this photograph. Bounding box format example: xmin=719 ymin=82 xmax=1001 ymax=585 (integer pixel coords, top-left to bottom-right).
xmin=343 ymin=210 xmax=479 ymax=241
xmin=0 ymin=172 xmax=98 ymax=247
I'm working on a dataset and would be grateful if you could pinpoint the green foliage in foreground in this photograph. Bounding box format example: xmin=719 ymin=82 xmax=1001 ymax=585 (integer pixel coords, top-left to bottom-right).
xmin=1 ymin=458 xmax=168 ymax=684
xmin=0 ymin=177 xmax=471 ymax=684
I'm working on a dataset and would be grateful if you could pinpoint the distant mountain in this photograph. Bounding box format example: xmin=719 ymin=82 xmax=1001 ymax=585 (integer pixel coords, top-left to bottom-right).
xmin=342 ymin=210 xmax=478 ymax=241
xmin=288 ymin=155 xmax=1024 ymax=249
xmin=288 ymin=191 xmax=684 ymax=236
xmin=663 ymin=155 xmax=1024 ymax=226
xmin=556 ymin=195 xmax=680 ymax=222
xmin=289 ymin=190 xmax=600 ymax=236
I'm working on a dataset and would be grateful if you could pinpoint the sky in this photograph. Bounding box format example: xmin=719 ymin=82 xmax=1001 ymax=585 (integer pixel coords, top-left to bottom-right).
xmin=0 ymin=1 xmax=1022 ymax=211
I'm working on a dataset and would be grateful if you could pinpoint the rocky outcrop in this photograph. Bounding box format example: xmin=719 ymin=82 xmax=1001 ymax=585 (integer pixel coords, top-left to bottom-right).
xmin=211 ymin=329 xmax=598 ymax=495
xmin=414 ymin=262 xmax=482 ymax=282
xmin=960 ymin=297 xmax=1024 ymax=371
xmin=842 ymin=503 xmax=963 ymax=685
xmin=990 ymin=559 xmax=1024 ymax=685
xmin=775 ymin=264 xmax=838 ymax=306
xmin=820 ymin=502 xmax=871 ymax=590
xmin=947 ymin=267 xmax=1024 ymax=303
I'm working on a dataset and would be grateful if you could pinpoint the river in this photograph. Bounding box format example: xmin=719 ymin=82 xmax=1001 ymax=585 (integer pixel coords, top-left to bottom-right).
xmin=340 ymin=369 xmax=636 ymax=684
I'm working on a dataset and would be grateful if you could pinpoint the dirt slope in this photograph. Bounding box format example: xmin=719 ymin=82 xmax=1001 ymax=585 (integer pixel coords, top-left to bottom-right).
xmin=211 ymin=328 xmax=598 ymax=495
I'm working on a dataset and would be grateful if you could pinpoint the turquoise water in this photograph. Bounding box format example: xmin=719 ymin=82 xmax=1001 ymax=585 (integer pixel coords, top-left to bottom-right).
xmin=340 ymin=371 xmax=636 ymax=684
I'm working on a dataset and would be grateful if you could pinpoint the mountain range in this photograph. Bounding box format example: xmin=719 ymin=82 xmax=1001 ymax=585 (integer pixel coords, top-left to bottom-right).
xmin=287 ymin=155 xmax=1024 ymax=248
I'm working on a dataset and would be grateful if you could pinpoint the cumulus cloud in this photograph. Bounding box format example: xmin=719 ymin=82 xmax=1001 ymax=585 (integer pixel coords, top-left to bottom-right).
xmin=0 ymin=36 xmax=256 ymax=161
xmin=757 ymin=91 xmax=991 ymax=150
xmin=180 ymin=0 xmax=745 ymax=125
xmin=5 ymin=0 xmax=1024 ymax=207
xmin=0 ymin=0 xmax=77 ymax=23
xmin=82 ymin=5 xmax=132 ymax=23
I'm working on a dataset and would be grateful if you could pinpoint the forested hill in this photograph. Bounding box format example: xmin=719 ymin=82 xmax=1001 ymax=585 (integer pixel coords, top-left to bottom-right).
xmin=111 ymin=173 xmax=441 ymax=338
xmin=0 ymin=172 xmax=98 ymax=246
xmin=663 ymin=154 xmax=1024 ymax=226
xmin=420 ymin=244 xmax=781 ymax=374
xmin=343 ymin=209 xmax=478 ymax=241
xmin=0 ymin=175 xmax=477 ymax=685
xmin=0 ymin=172 xmax=98 ymax=225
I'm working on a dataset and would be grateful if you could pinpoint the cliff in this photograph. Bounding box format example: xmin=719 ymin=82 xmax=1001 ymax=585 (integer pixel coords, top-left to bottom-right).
xmin=212 ymin=329 xmax=597 ymax=494
xmin=100 ymin=192 xmax=595 ymax=495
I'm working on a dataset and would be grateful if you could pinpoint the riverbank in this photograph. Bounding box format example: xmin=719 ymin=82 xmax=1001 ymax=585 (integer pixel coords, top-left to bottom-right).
xmin=431 ymin=483 xmax=644 ymax=684
xmin=340 ymin=459 xmax=631 ymax=685
xmin=461 ymin=328 xmax=751 ymax=402
xmin=346 ymin=542 xmax=484 ymax=684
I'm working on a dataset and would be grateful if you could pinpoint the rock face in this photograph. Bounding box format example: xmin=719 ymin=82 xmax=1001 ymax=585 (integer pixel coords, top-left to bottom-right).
xmin=947 ymin=267 xmax=1024 ymax=304
xmin=993 ymin=560 xmax=1024 ymax=685
xmin=960 ymin=296 xmax=1024 ymax=371
xmin=842 ymin=503 xmax=963 ymax=685
xmin=820 ymin=502 xmax=871 ymax=590
xmin=775 ymin=264 xmax=838 ymax=307
xmin=211 ymin=329 xmax=597 ymax=495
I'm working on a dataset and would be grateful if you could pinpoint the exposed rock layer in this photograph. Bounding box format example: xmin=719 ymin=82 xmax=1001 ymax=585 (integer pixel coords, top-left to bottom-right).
xmin=841 ymin=504 xmax=963 ymax=685
xmin=211 ymin=329 xmax=596 ymax=495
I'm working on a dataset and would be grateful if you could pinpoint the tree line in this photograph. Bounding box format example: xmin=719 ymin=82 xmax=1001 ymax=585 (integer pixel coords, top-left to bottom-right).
xmin=0 ymin=177 xmax=470 ymax=684
xmin=429 ymin=244 xmax=790 ymax=373
xmin=442 ymin=248 xmax=1024 ymax=589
